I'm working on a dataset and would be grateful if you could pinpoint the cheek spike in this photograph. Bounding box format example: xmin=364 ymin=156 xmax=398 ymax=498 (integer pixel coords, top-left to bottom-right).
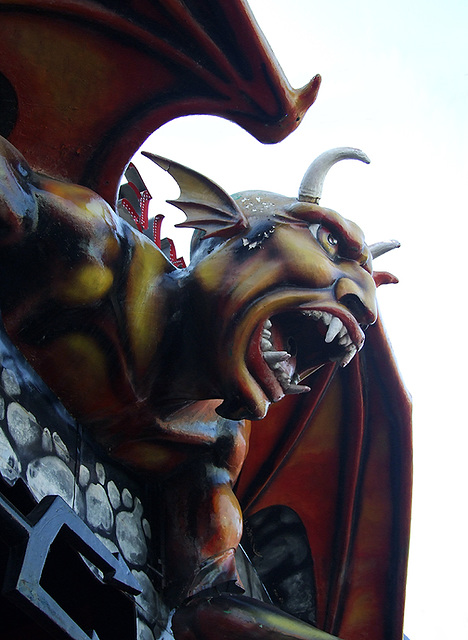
xmin=373 ymin=271 xmax=399 ymax=287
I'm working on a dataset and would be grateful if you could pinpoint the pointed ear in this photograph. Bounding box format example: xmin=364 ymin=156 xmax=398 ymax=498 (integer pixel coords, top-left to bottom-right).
xmin=373 ymin=271 xmax=399 ymax=287
xmin=142 ymin=152 xmax=249 ymax=238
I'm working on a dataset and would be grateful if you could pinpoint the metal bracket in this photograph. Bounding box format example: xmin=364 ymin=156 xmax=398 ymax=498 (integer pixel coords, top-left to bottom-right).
xmin=0 ymin=492 xmax=141 ymax=640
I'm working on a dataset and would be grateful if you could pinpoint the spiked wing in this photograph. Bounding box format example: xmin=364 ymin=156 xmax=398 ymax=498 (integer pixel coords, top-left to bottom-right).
xmin=142 ymin=152 xmax=248 ymax=238
xmin=0 ymin=0 xmax=320 ymax=206
xmin=236 ymin=318 xmax=412 ymax=640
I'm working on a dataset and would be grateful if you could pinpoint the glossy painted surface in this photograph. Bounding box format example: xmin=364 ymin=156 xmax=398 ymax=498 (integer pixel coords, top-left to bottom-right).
xmin=0 ymin=134 xmax=411 ymax=639
xmin=238 ymin=324 xmax=412 ymax=639
xmin=0 ymin=1 xmax=413 ymax=637
xmin=0 ymin=0 xmax=320 ymax=205
xmin=172 ymin=594 xmax=341 ymax=640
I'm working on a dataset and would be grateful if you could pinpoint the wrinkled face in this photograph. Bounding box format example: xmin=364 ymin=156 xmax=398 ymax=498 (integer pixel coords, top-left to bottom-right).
xmin=189 ymin=191 xmax=377 ymax=420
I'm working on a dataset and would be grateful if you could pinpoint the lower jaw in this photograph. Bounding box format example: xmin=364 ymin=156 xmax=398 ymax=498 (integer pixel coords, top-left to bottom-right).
xmin=216 ymin=378 xmax=271 ymax=422
xmin=217 ymin=398 xmax=269 ymax=421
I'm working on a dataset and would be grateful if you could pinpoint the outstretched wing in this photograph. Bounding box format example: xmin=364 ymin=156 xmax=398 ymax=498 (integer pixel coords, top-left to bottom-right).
xmin=236 ymin=318 xmax=412 ymax=640
xmin=0 ymin=0 xmax=320 ymax=205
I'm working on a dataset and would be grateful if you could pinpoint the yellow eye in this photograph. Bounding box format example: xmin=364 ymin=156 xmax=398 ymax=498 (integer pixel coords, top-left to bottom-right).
xmin=310 ymin=224 xmax=340 ymax=257
xmin=326 ymin=232 xmax=338 ymax=246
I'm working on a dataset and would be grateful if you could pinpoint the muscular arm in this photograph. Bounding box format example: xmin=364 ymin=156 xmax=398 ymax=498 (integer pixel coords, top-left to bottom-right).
xmin=0 ymin=135 xmax=125 ymax=309
xmin=0 ymin=135 xmax=172 ymax=435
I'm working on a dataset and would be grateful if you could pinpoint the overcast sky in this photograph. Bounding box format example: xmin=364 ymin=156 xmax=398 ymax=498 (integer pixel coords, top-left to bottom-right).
xmin=131 ymin=2 xmax=468 ymax=638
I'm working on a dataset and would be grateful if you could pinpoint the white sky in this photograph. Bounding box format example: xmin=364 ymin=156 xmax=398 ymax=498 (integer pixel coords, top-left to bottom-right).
xmin=132 ymin=2 xmax=468 ymax=638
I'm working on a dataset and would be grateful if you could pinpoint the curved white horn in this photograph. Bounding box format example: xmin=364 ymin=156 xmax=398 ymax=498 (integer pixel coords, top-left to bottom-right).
xmin=298 ymin=147 xmax=370 ymax=203
xmin=370 ymin=239 xmax=400 ymax=259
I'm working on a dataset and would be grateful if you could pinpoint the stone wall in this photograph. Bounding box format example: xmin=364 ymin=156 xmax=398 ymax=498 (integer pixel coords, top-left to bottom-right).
xmin=0 ymin=320 xmax=172 ymax=640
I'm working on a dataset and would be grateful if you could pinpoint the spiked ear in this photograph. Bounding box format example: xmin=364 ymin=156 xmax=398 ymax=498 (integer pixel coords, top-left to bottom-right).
xmin=142 ymin=152 xmax=249 ymax=239
xmin=373 ymin=271 xmax=399 ymax=287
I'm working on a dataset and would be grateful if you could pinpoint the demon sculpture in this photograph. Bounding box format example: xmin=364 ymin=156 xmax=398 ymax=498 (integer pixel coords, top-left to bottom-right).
xmin=0 ymin=133 xmax=410 ymax=640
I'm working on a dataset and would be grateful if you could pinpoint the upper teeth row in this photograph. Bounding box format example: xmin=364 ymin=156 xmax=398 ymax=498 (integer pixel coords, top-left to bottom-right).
xmin=304 ymin=310 xmax=357 ymax=367
xmin=261 ymin=320 xmax=310 ymax=395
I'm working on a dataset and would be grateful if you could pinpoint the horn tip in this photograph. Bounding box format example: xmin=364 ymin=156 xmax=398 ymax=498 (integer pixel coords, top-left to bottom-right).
xmin=142 ymin=151 xmax=171 ymax=172
xmin=370 ymin=239 xmax=401 ymax=259
xmin=349 ymin=148 xmax=371 ymax=164
xmin=299 ymin=74 xmax=322 ymax=108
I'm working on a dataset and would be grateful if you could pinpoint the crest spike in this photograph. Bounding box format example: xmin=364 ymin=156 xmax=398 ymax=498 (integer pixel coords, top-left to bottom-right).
xmin=142 ymin=152 xmax=248 ymax=238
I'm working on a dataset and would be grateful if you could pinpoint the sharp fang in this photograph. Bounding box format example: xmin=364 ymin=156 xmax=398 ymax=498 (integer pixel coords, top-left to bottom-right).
xmin=264 ymin=319 xmax=272 ymax=329
xmin=284 ymin=383 xmax=311 ymax=395
xmin=325 ymin=317 xmax=343 ymax=343
xmin=264 ymin=351 xmax=290 ymax=365
xmin=322 ymin=312 xmax=332 ymax=326
xmin=261 ymin=338 xmax=273 ymax=351
xmin=341 ymin=345 xmax=357 ymax=367
xmin=277 ymin=372 xmax=291 ymax=385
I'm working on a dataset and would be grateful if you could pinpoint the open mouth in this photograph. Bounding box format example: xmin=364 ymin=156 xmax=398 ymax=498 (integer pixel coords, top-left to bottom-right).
xmin=216 ymin=288 xmax=369 ymax=420
xmin=247 ymin=307 xmax=364 ymax=402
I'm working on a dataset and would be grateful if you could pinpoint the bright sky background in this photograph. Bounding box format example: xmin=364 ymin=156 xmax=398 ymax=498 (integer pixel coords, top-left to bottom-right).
xmin=131 ymin=2 xmax=468 ymax=638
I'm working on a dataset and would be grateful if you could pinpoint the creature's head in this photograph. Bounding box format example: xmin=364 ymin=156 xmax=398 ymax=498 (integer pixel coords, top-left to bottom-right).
xmin=145 ymin=149 xmax=398 ymax=421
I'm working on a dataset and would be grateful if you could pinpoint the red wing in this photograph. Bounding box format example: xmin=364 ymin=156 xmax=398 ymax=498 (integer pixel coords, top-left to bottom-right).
xmin=0 ymin=0 xmax=320 ymax=205
xmin=236 ymin=318 xmax=412 ymax=640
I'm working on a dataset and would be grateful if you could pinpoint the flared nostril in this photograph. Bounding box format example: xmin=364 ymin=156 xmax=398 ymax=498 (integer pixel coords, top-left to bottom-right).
xmin=340 ymin=293 xmax=375 ymax=326
xmin=334 ymin=277 xmax=377 ymax=325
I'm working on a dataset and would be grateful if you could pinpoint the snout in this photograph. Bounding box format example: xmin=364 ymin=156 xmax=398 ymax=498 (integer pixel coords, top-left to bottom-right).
xmin=334 ymin=277 xmax=377 ymax=326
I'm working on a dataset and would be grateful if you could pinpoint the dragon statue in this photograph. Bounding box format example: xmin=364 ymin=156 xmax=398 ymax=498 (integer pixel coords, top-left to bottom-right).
xmin=0 ymin=133 xmax=411 ymax=639
xmin=0 ymin=1 xmax=411 ymax=639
